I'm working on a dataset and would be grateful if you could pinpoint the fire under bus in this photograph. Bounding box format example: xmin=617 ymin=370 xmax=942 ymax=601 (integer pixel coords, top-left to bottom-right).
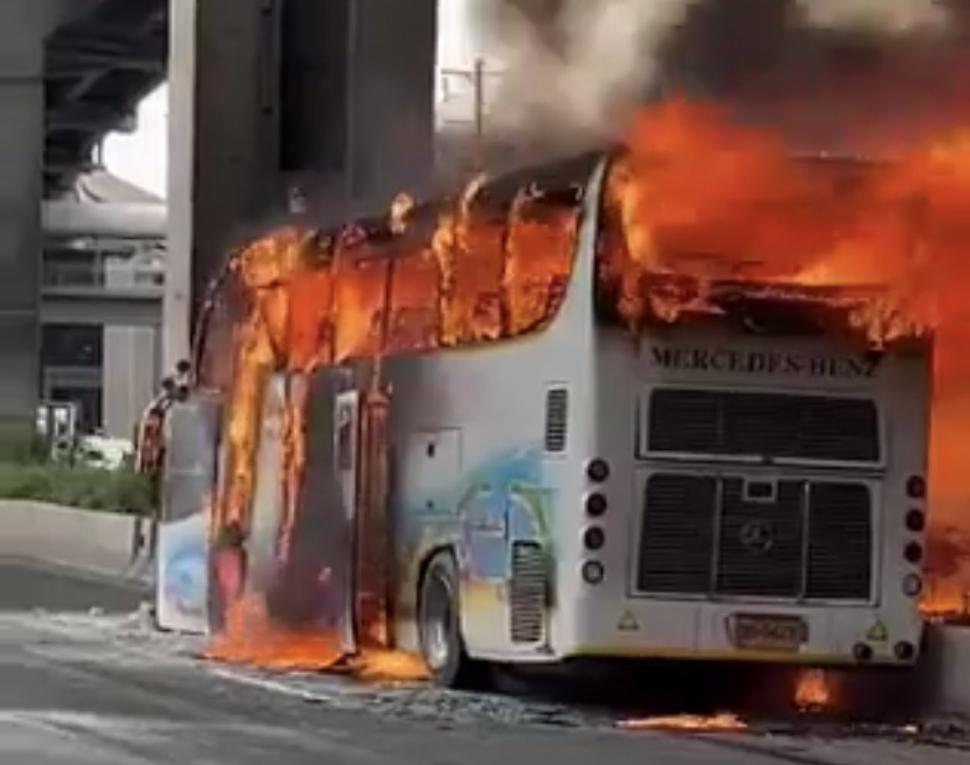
xmin=162 ymin=152 xmax=933 ymax=687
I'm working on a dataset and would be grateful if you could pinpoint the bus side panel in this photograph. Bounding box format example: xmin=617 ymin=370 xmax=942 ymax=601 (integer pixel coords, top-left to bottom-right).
xmin=877 ymin=348 xmax=932 ymax=646
xmin=384 ymin=334 xmax=587 ymax=659
xmin=384 ymin=177 xmax=604 ymax=661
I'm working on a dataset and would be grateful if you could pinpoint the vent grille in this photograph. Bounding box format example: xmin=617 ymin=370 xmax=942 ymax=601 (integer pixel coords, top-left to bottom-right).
xmin=649 ymin=390 xmax=879 ymax=463
xmin=544 ymin=388 xmax=568 ymax=453
xmin=637 ymin=474 xmax=716 ymax=593
xmin=637 ymin=474 xmax=872 ymax=601
xmin=716 ymin=478 xmax=804 ymax=597
xmin=806 ymin=483 xmax=872 ymax=600
xmin=510 ymin=542 xmax=547 ymax=644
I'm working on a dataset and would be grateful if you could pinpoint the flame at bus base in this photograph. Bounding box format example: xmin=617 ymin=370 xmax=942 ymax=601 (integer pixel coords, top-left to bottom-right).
xmin=198 ymin=98 xmax=970 ymax=673
xmin=794 ymin=670 xmax=833 ymax=712
xmin=617 ymin=713 xmax=747 ymax=733
xmin=206 ymin=595 xmax=428 ymax=681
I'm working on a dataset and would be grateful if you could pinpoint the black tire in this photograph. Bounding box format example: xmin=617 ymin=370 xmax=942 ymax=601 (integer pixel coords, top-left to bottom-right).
xmin=418 ymin=551 xmax=483 ymax=688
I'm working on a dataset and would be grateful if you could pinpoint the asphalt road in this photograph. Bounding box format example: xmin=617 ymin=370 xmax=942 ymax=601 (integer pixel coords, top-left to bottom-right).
xmin=0 ymin=558 xmax=966 ymax=765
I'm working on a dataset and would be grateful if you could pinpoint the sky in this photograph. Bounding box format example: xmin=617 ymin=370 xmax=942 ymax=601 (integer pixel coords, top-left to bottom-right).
xmin=103 ymin=1 xmax=480 ymax=201
xmin=103 ymin=84 xmax=169 ymax=199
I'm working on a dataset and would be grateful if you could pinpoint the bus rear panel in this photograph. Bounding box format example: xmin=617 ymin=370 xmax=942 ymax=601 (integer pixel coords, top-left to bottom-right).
xmin=561 ymin=323 xmax=931 ymax=666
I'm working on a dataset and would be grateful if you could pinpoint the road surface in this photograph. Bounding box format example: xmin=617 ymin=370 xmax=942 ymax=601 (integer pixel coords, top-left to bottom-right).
xmin=0 ymin=557 xmax=966 ymax=764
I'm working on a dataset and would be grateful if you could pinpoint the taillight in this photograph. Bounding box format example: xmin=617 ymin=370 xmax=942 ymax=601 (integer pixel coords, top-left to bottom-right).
xmin=904 ymin=542 xmax=924 ymax=564
xmin=585 ymin=493 xmax=607 ymax=517
xmin=581 ymin=560 xmax=605 ymax=585
xmin=583 ymin=527 xmax=605 ymax=551
xmin=906 ymin=475 xmax=927 ymax=499
xmin=894 ymin=641 xmax=915 ymax=661
xmin=853 ymin=643 xmax=873 ymax=662
xmin=902 ymin=573 xmax=923 ymax=597
xmin=586 ymin=459 xmax=610 ymax=483
xmin=905 ymin=509 xmax=926 ymax=533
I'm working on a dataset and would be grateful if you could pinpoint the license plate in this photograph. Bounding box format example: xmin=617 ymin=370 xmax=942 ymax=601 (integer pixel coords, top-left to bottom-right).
xmin=729 ymin=614 xmax=808 ymax=652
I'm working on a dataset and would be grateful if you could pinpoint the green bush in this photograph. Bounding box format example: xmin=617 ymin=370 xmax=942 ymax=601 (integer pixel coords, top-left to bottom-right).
xmin=0 ymin=433 xmax=48 ymax=465
xmin=0 ymin=462 xmax=154 ymax=515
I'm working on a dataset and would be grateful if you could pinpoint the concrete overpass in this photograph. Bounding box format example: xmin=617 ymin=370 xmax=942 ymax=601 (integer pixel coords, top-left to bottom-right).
xmin=1 ymin=0 xmax=166 ymax=438
xmin=45 ymin=0 xmax=167 ymax=195
xmin=0 ymin=0 xmax=437 ymax=438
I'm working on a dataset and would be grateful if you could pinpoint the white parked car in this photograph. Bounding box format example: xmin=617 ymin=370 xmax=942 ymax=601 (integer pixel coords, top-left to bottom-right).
xmin=77 ymin=435 xmax=134 ymax=471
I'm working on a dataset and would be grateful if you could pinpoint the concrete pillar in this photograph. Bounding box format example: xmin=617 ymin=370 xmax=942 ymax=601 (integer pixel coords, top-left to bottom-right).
xmin=0 ymin=6 xmax=45 ymax=441
xmin=348 ymin=0 xmax=438 ymax=202
xmin=165 ymin=0 xmax=437 ymax=371
xmin=278 ymin=0 xmax=436 ymax=207
xmin=165 ymin=0 xmax=282 ymax=371
xmin=104 ymin=258 xmax=158 ymax=440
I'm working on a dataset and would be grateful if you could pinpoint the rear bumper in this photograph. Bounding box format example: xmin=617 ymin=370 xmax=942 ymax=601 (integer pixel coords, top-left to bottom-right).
xmin=557 ymin=597 xmax=924 ymax=667
xmin=565 ymin=643 xmax=919 ymax=667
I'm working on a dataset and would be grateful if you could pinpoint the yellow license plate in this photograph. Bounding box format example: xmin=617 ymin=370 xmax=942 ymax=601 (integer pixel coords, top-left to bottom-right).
xmin=729 ymin=614 xmax=808 ymax=652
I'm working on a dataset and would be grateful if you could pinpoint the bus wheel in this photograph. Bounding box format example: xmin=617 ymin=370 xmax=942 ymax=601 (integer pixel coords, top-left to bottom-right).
xmin=419 ymin=552 xmax=480 ymax=688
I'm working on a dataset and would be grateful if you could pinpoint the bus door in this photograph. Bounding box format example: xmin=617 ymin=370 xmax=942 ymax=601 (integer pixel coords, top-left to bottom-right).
xmin=157 ymin=395 xmax=220 ymax=634
xmin=336 ymin=386 xmax=393 ymax=650
xmin=247 ymin=377 xmax=287 ymax=594
xmin=334 ymin=390 xmax=361 ymax=653
xmin=288 ymin=373 xmax=392 ymax=658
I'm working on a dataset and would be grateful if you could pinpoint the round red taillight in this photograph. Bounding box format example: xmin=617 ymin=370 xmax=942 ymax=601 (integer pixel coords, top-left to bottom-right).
xmin=586 ymin=459 xmax=610 ymax=483
xmin=585 ymin=493 xmax=607 ymax=517
xmin=906 ymin=475 xmax=927 ymax=500
xmin=583 ymin=527 xmax=606 ymax=551
xmin=905 ymin=509 xmax=926 ymax=533
xmin=904 ymin=542 xmax=924 ymax=565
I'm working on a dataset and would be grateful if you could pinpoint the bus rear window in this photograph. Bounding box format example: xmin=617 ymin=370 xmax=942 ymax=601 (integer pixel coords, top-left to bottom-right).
xmin=648 ymin=389 xmax=880 ymax=463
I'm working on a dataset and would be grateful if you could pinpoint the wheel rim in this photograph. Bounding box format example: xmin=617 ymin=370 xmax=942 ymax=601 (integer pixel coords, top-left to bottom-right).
xmin=423 ymin=568 xmax=454 ymax=671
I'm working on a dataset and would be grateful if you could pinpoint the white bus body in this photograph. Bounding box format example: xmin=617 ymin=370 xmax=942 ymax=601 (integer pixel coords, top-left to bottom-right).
xmin=383 ymin=162 xmax=932 ymax=671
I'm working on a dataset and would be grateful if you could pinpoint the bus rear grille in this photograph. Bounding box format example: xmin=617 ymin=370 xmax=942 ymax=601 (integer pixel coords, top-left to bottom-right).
xmin=637 ymin=474 xmax=716 ymax=593
xmin=806 ymin=483 xmax=872 ymax=599
xmin=637 ymin=475 xmax=872 ymax=601
xmin=510 ymin=542 xmax=547 ymax=644
xmin=648 ymin=390 xmax=880 ymax=463
xmin=716 ymin=478 xmax=804 ymax=597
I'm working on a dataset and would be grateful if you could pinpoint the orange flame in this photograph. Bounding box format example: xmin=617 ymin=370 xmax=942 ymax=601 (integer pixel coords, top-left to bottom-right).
xmin=206 ymin=595 xmax=344 ymax=672
xmin=618 ymin=713 xmax=747 ymax=733
xmin=604 ymin=100 xmax=970 ymax=607
xmin=209 ymin=182 xmax=580 ymax=549
xmin=206 ymin=594 xmax=429 ymax=682
xmin=794 ymin=670 xmax=833 ymax=711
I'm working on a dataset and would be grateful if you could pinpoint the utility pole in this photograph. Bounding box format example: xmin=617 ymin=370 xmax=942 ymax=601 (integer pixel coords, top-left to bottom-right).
xmin=439 ymin=58 xmax=500 ymax=174
xmin=473 ymin=57 xmax=485 ymax=172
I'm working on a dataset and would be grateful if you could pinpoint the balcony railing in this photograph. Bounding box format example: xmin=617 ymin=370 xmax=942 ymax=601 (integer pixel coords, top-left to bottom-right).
xmin=42 ymin=262 xmax=165 ymax=293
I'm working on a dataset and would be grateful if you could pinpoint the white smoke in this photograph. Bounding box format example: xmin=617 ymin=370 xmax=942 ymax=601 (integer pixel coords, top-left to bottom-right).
xmin=473 ymin=0 xmax=954 ymax=153
xmin=797 ymin=0 xmax=949 ymax=34
xmin=485 ymin=0 xmax=696 ymax=145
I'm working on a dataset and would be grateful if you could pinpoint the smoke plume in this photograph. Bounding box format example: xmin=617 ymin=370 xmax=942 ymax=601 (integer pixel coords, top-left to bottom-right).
xmin=478 ymin=0 xmax=961 ymax=157
xmin=481 ymin=0 xmax=692 ymax=147
xmin=797 ymin=0 xmax=947 ymax=34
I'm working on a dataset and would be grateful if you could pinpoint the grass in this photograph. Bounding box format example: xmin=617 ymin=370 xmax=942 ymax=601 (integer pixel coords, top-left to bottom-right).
xmin=0 ymin=462 xmax=154 ymax=515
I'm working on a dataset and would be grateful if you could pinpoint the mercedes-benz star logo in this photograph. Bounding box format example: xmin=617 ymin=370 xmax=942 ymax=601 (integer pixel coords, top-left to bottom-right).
xmin=739 ymin=520 xmax=775 ymax=554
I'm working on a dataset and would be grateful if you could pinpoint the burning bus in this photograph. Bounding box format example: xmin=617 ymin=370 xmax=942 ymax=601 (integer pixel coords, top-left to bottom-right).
xmin=157 ymin=108 xmax=935 ymax=686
